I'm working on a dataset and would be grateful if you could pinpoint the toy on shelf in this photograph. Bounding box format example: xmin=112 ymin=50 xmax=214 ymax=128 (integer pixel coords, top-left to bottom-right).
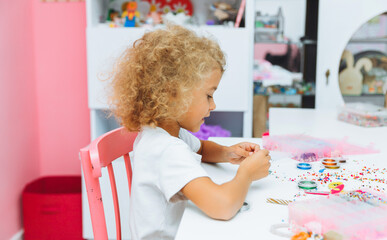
xmin=190 ymin=124 xmax=231 ymax=140
xmin=339 ymin=50 xmax=372 ymax=96
xmin=162 ymin=12 xmax=191 ymax=25
xmin=340 ymin=51 xmax=387 ymax=95
xmin=363 ymin=67 xmax=387 ymax=94
xmin=145 ymin=11 xmax=162 ymax=26
xmin=338 ymin=102 xmax=387 ymax=127
xmin=107 ymin=9 xmax=121 ymax=28
xmin=289 ymin=190 xmax=387 ymax=239
xmin=106 ymin=0 xmax=193 ymax=27
xmin=106 ymin=1 xmax=150 ymax=27
xmin=144 ymin=0 xmax=193 ymax=16
xmin=208 ymin=2 xmax=238 ymax=26
xmin=122 ymin=1 xmax=140 ymax=27
xmin=262 ymin=134 xmax=379 ymax=162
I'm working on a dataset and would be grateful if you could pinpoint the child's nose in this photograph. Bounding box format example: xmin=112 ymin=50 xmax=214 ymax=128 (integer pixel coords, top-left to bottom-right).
xmin=210 ymin=99 xmax=216 ymax=111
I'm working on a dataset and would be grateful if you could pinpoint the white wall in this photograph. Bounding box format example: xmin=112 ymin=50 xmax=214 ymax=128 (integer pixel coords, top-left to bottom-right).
xmin=255 ymin=0 xmax=306 ymax=42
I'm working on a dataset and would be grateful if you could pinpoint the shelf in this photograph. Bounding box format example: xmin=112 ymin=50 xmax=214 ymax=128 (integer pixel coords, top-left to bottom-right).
xmin=254 ymin=40 xmax=292 ymax=44
xmin=300 ymin=39 xmax=317 ymax=45
xmin=255 ymin=93 xmax=315 ymax=96
xmin=348 ymin=37 xmax=387 ymax=43
xmin=93 ymin=23 xmax=247 ymax=30
xmin=255 ymin=28 xmax=280 ymax=33
xmin=87 ymin=0 xmax=250 ymax=28
xmin=342 ymin=94 xmax=385 ymax=97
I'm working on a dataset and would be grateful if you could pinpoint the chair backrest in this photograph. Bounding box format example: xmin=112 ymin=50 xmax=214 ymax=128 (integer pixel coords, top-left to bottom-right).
xmin=80 ymin=127 xmax=137 ymax=240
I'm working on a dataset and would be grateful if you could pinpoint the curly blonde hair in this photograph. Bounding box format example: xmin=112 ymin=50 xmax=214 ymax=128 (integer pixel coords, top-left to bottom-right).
xmin=108 ymin=25 xmax=226 ymax=131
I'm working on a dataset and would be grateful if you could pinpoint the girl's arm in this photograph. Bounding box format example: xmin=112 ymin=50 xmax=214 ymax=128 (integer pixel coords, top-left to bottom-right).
xmin=198 ymin=140 xmax=261 ymax=164
xmin=197 ymin=140 xmax=228 ymax=163
xmin=181 ymin=149 xmax=271 ymax=220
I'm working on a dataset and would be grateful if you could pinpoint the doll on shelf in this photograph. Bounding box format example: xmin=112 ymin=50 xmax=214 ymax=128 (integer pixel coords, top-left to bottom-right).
xmin=122 ymin=1 xmax=140 ymax=27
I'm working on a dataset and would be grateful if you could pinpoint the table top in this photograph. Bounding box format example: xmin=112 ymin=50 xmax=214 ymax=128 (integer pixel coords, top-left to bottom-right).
xmin=269 ymin=107 xmax=387 ymax=148
xmin=176 ymin=108 xmax=387 ymax=240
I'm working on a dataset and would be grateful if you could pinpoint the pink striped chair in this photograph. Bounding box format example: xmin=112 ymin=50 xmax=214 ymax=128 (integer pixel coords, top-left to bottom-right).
xmin=80 ymin=127 xmax=137 ymax=240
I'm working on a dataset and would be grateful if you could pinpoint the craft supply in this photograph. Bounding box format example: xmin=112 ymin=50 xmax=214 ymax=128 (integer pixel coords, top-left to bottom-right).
xmin=262 ymin=135 xmax=379 ymax=162
xmin=328 ymin=182 xmax=343 ymax=189
xmin=298 ymin=180 xmax=317 ymax=190
xmin=338 ymin=158 xmax=347 ymax=163
xmin=324 ymin=164 xmax=340 ymax=169
xmin=291 ymin=232 xmax=310 ymax=240
xmin=296 ymin=163 xmax=311 ymax=170
xmin=289 ymin=190 xmax=387 ymax=239
xmin=338 ymin=102 xmax=387 ymax=127
xmin=330 ymin=183 xmax=344 ymax=194
xmin=267 ymin=198 xmax=292 ymax=205
xmin=304 ymin=190 xmax=330 ymax=196
xmin=298 ymin=152 xmax=317 ymax=162
xmin=321 ymin=158 xmax=338 ymax=166
xmin=270 ymin=223 xmax=293 ymax=238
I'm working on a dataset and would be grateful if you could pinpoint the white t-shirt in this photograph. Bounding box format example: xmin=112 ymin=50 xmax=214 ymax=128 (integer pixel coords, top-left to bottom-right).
xmin=129 ymin=126 xmax=208 ymax=240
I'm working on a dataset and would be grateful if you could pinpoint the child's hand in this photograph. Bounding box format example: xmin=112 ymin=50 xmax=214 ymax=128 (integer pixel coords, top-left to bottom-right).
xmin=238 ymin=149 xmax=271 ymax=181
xmin=226 ymin=142 xmax=261 ymax=164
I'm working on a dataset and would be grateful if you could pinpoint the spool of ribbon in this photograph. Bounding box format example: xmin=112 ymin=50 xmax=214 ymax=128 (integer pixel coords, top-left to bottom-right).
xmin=322 ymin=158 xmax=338 ymax=166
xmin=324 ymin=164 xmax=340 ymax=169
xmin=298 ymin=180 xmax=317 ymax=190
xmin=297 ymin=163 xmax=312 ymax=170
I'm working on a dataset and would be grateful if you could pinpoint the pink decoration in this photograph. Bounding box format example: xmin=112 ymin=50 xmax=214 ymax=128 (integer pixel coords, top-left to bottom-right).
xmin=263 ymin=135 xmax=379 ymax=162
xmin=234 ymin=0 xmax=245 ymax=28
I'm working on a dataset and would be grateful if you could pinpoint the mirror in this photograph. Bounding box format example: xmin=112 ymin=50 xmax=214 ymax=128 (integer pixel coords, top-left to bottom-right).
xmin=339 ymin=13 xmax=387 ymax=107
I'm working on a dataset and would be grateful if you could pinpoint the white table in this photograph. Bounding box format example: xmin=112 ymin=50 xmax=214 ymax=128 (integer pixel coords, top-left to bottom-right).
xmin=269 ymin=108 xmax=387 ymax=149
xmin=176 ymin=108 xmax=387 ymax=240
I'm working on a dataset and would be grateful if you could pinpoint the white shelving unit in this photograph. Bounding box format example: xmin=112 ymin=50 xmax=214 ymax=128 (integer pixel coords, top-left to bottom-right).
xmin=86 ymin=0 xmax=255 ymax=140
xmin=83 ymin=0 xmax=255 ymax=239
xmin=315 ymin=0 xmax=387 ymax=109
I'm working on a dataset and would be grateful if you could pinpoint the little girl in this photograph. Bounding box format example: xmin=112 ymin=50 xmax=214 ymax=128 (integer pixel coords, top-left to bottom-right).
xmin=109 ymin=25 xmax=271 ymax=240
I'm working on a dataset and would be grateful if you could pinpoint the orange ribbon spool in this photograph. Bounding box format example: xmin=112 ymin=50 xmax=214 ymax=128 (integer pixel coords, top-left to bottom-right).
xmin=322 ymin=158 xmax=338 ymax=166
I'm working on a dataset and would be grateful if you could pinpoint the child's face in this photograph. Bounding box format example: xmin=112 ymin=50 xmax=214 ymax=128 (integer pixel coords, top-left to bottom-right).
xmin=178 ymin=69 xmax=222 ymax=132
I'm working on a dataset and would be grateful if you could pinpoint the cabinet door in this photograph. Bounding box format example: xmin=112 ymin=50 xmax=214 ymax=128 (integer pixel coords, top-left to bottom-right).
xmin=316 ymin=0 xmax=387 ymax=109
xmin=87 ymin=28 xmax=146 ymax=109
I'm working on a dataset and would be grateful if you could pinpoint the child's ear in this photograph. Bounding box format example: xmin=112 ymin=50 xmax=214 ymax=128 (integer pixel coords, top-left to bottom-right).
xmin=171 ymin=88 xmax=177 ymax=98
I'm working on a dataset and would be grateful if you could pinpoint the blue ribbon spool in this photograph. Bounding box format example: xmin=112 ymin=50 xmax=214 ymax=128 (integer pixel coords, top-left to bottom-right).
xmin=297 ymin=162 xmax=312 ymax=170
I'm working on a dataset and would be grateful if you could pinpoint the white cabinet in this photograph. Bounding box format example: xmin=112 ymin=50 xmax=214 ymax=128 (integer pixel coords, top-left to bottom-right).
xmin=84 ymin=1 xmax=255 ymax=239
xmin=315 ymin=0 xmax=387 ymax=109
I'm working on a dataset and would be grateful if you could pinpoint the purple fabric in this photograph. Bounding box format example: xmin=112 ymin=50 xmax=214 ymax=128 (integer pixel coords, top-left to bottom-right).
xmin=190 ymin=124 xmax=231 ymax=140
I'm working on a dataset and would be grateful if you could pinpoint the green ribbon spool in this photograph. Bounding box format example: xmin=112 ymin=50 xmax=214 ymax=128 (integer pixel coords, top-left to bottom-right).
xmin=298 ymin=180 xmax=317 ymax=190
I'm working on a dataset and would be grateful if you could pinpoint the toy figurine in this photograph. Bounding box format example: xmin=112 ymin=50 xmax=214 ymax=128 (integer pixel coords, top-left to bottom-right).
xmin=107 ymin=9 xmax=121 ymax=28
xmin=122 ymin=1 xmax=140 ymax=27
xmin=209 ymin=2 xmax=238 ymax=24
xmin=339 ymin=50 xmax=372 ymax=96
xmin=146 ymin=11 xmax=162 ymax=25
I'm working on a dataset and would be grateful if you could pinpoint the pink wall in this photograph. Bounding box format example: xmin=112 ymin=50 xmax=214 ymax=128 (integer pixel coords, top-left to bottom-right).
xmin=0 ymin=0 xmax=90 ymax=237
xmin=0 ymin=0 xmax=40 ymax=238
xmin=33 ymin=1 xmax=90 ymax=175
